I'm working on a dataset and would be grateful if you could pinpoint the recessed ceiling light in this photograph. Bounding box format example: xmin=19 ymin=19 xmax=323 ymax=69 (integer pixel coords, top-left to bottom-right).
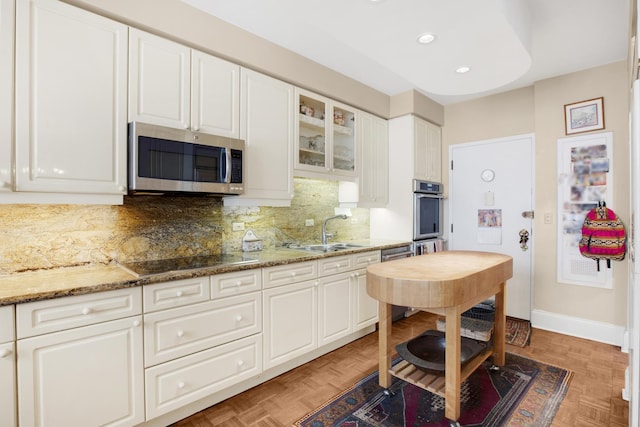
xmin=416 ymin=33 xmax=436 ymax=44
xmin=456 ymin=66 xmax=471 ymax=74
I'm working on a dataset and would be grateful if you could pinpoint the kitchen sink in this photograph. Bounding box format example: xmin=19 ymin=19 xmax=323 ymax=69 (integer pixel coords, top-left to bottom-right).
xmin=287 ymin=243 xmax=366 ymax=253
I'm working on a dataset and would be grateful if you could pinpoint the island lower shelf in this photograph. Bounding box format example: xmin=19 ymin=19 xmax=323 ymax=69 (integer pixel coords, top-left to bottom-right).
xmin=389 ymin=346 xmax=495 ymax=398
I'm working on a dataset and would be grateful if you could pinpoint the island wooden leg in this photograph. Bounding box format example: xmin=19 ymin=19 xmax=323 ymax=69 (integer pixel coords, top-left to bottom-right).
xmin=444 ymin=304 xmax=462 ymax=422
xmin=493 ymin=282 xmax=506 ymax=366
xmin=378 ymin=302 xmax=392 ymax=388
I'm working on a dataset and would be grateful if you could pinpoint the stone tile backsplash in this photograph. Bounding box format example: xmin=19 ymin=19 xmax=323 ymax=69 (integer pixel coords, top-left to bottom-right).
xmin=0 ymin=178 xmax=369 ymax=275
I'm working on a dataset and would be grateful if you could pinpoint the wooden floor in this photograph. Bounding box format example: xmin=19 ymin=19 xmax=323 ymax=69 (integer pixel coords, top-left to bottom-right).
xmin=172 ymin=312 xmax=629 ymax=427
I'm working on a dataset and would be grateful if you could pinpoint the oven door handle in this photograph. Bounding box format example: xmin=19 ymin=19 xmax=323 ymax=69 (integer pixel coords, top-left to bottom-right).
xmin=381 ymin=250 xmax=414 ymax=261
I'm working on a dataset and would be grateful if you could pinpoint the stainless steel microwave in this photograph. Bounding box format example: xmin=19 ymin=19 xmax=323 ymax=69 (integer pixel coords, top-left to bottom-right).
xmin=128 ymin=122 xmax=245 ymax=195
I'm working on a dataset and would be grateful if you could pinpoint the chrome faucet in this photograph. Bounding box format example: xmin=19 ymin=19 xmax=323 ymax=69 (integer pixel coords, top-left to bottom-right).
xmin=322 ymin=214 xmax=348 ymax=245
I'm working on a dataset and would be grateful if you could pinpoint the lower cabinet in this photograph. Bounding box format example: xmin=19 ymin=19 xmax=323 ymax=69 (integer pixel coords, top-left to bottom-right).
xmin=0 ymin=305 xmax=16 ymax=427
xmin=318 ymin=271 xmax=352 ymax=346
xmin=262 ymin=280 xmax=318 ymax=370
xmin=17 ymin=316 xmax=144 ymax=427
xmin=353 ymin=268 xmax=379 ymax=329
xmin=145 ymin=334 xmax=261 ymax=420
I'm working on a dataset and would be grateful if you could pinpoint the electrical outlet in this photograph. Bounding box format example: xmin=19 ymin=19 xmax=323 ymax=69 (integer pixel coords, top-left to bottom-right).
xmin=305 ymin=219 xmax=314 ymax=226
xmin=232 ymin=222 xmax=245 ymax=231
xmin=544 ymin=212 xmax=553 ymax=224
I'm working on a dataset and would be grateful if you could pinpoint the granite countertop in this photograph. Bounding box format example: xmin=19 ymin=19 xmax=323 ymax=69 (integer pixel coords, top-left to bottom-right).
xmin=0 ymin=239 xmax=410 ymax=305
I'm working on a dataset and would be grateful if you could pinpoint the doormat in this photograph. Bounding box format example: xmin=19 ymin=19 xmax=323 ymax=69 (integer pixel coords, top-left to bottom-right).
xmin=293 ymin=353 xmax=572 ymax=427
xmin=506 ymin=316 xmax=531 ymax=347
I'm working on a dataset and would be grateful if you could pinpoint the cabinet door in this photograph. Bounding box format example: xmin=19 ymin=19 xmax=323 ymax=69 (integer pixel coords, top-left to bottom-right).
xmin=225 ymin=68 xmax=294 ymax=205
xmin=191 ymin=50 xmax=240 ymax=138
xmin=0 ymin=0 xmax=13 ymax=192
xmin=295 ymin=88 xmax=329 ymax=173
xmin=0 ymin=341 xmax=16 ymax=427
xmin=317 ymin=272 xmax=352 ymax=346
xmin=262 ymin=280 xmax=317 ymax=369
xmin=129 ymin=28 xmax=190 ymax=129
xmin=17 ymin=316 xmax=144 ymax=427
xmin=330 ymin=101 xmax=357 ymax=177
xmin=352 ymin=268 xmax=378 ymax=330
xmin=414 ymin=117 xmax=442 ymax=182
xmin=14 ymin=0 xmax=128 ymax=195
xmin=358 ymin=111 xmax=388 ymax=207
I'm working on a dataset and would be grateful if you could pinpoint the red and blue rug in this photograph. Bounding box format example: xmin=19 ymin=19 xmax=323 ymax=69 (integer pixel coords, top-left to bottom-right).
xmin=294 ymin=353 xmax=572 ymax=427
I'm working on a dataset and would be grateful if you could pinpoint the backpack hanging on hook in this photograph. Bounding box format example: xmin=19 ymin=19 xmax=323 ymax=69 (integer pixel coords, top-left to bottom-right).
xmin=578 ymin=201 xmax=627 ymax=271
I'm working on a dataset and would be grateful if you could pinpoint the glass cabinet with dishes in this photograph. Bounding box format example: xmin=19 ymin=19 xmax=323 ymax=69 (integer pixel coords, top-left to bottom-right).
xmin=295 ymin=88 xmax=356 ymax=179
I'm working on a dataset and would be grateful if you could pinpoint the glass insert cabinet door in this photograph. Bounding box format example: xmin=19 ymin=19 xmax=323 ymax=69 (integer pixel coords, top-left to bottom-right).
xmin=295 ymin=88 xmax=356 ymax=178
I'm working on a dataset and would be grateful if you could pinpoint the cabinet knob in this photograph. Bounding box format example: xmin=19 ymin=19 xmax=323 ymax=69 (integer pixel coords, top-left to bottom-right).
xmin=175 ymin=291 xmax=183 ymax=297
xmin=81 ymin=307 xmax=92 ymax=315
xmin=237 ymin=360 xmax=245 ymax=367
xmin=0 ymin=348 xmax=11 ymax=358
xmin=235 ymin=281 xmax=242 ymax=287
xmin=133 ymin=320 xmax=141 ymax=327
xmin=235 ymin=315 xmax=243 ymax=322
xmin=118 ymin=186 xmax=126 ymax=192
xmin=177 ymin=330 xmax=185 ymax=338
xmin=177 ymin=381 xmax=185 ymax=389
xmin=290 ymin=272 xmax=296 ymax=277
xmin=335 ymin=263 xmax=341 ymax=268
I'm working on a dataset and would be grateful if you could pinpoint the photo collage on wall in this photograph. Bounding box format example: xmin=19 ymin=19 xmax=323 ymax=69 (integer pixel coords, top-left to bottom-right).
xmin=562 ymin=143 xmax=609 ymax=247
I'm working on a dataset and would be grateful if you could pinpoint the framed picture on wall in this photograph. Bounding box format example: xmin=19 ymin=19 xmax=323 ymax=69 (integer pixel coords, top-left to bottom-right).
xmin=564 ymin=97 xmax=604 ymax=135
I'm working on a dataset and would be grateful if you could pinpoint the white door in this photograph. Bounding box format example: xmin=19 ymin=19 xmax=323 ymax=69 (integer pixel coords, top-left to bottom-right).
xmin=449 ymin=134 xmax=534 ymax=320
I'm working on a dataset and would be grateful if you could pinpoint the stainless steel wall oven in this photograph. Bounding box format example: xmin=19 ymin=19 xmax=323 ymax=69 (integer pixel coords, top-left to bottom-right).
xmin=413 ymin=179 xmax=444 ymax=241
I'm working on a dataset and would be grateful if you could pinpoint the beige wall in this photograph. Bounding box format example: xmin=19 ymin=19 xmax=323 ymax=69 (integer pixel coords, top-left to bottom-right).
xmin=442 ymin=61 xmax=629 ymax=326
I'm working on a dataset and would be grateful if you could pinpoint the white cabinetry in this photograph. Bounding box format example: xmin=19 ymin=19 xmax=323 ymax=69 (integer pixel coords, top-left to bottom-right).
xmin=358 ymin=111 xmax=389 ymax=207
xmin=262 ymin=261 xmax=318 ymax=369
xmin=352 ymin=251 xmax=381 ymax=329
xmin=14 ymin=0 xmax=128 ymax=200
xmin=371 ymin=114 xmax=442 ymax=240
xmin=224 ymin=68 xmax=294 ymax=206
xmin=0 ymin=305 xmax=16 ymax=427
xmin=0 ymin=0 xmax=13 ymax=193
xmin=129 ymin=28 xmax=240 ymax=138
xmin=295 ymin=88 xmax=357 ymax=180
xmin=143 ymin=270 xmax=262 ymax=420
xmin=16 ymin=288 xmax=144 ymax=427
xmin=414 ymin=116 xmax=442 ymax=182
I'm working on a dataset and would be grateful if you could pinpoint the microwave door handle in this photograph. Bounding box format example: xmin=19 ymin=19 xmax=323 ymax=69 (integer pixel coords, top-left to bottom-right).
xmin=224 ymin=148 xmax=232 ymax=183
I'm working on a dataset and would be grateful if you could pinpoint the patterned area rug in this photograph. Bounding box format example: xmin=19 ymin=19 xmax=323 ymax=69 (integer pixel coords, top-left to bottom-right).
xmin=505 ymin=317 xmax=532 ymax=347
xmin=293 ymin=353 xmax=572 ymax=427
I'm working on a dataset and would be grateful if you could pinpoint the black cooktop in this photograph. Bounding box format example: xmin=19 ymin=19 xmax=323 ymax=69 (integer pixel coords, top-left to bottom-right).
xmin=118 ymin=254 xmax=259 ymax=277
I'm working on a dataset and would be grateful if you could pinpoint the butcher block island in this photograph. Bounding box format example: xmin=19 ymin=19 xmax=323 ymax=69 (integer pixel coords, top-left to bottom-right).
xmin=366 ymin=250 xmax=513 ymax=426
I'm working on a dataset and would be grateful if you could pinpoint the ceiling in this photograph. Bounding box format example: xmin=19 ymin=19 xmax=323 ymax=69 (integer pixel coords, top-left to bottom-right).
xmin=181 ymin=0 xmax=630 ymax=105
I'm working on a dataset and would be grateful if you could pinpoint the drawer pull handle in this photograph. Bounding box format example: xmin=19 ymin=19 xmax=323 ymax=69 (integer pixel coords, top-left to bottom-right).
xmin=0 ymin=348 xmax=11 ymax=358
xmin=235 ymin=315 xmax=243 ymax=322
xmin=237 ymin=360 xmax=244 ymax=367
xmin=81 ymin=307 xmax=92 ymax=315
xmin=177 ymin=330 xmax=185 ymax=338
xmin=177 ymin=381 xmax=185 ymax=389
xmin=176 ymin=291 xmax=183 ymax=297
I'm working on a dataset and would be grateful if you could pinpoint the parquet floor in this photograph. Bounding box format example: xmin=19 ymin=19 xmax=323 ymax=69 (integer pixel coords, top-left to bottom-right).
xmin=172 ymin=311 xmax=629 ymax=426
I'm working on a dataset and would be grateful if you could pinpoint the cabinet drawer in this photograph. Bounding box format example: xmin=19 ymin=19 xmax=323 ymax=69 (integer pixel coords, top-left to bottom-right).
xmin=144 ymin=277 xmax=210 ymax=313
xmin=0 ymin=305 xmax=14 ymax=343
xmin=211 ymin=269 xmax=262 ymax=299
xmin=17 ymin=287 xmax=142 ymax=339
xmin=262 ymin=261 xmax=317 ymax=289
xmin=353 ymin=250 xmax=381 ymax=269
xmin=317 ymin=255 xmax=353 ymax=277
xmin=145 ymin=334 xmax=261 ymax=420
xmin=144 ymin=292 xmax=261 ymax=367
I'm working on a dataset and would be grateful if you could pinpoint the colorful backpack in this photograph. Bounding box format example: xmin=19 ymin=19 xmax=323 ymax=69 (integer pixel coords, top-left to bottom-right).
xmin=579 ymin=201 xmax=626 ymax=271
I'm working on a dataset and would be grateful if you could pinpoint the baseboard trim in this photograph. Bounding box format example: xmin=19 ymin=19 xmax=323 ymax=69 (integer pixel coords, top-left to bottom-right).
xmin=531 ymin=309 xmax=625 ymax=347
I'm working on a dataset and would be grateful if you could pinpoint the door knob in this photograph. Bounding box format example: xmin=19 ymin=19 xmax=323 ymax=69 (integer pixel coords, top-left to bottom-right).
xmin=519 ymin=229 xmax=529 ymax=251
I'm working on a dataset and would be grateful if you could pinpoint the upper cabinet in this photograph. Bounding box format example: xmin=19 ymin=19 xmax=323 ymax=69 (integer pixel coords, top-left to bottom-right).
xmin=295 ymin=88 xmax=357 ymax=181
xmin=357 ymin=111 xmax=388 ymax=207
xmin=0 ymin=0 xmax=13 ymax=194
xmin=414 ymin=116 xmax=442 ymax=182
xmin=14 ymin=0 xmax=128 ymax=198
xmin=129 ymin=29 xmax=240 ymax=139
xmin=224 ymin=68 xmax=294 ymax=206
